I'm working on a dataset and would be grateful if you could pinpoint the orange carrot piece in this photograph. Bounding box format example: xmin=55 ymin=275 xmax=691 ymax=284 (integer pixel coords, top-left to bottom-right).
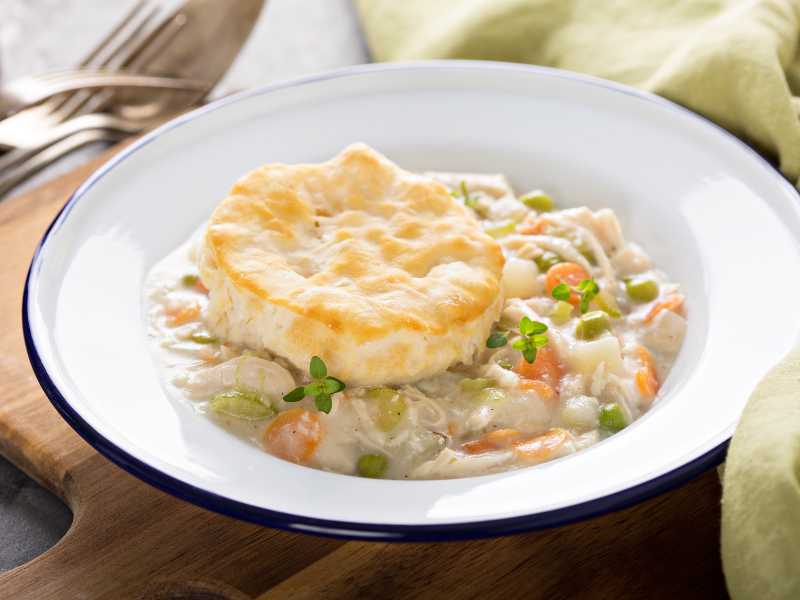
xmin=462 ymin=428 xmax=523 ymax=455
xmin=519 ymin=216 xmax=548 ymax=235
xmin=634 ymin=346 xmax=659 ymax=402
xmin=643 ymin=294 xmax=684 ymax=324
xmin=518 ymin=379 xmax=558 ymax=405
xmin=513 ymin=428 xmax=571 ymax=463
xmin=166 ymin=301 xmax=201 ymax=326
xmin=195 ymin=279 xmax=209 ymax=294
xmin=514 ymin=346 xmax=564 ymax=389
xmin=545 ymin=262 xmax=590 ymax=305
xmin=263 ymin=408 xmax=323 ymax=464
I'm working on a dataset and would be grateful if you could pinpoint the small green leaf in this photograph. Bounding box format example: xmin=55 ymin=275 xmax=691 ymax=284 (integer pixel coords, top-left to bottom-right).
xmin=511 ymin=338 xmax=526 ymax=351
xmin=522 ymin=346 xmax=537 ymax=363
xmin=314 ymin=393 xmax=332 ymax=414
xmin=309 ymin=355 xmax=327 ymax=379
xmin=552 ymin=284 xmax=571 ymax=302
xmin=532 ymin=334 xmax=549 ymax=347
xmin=519 ymin=316 xmax=535 ymax=336
xmin=486 ymin=331 xmax=508 ymax=348
xmin=322 ymin=376 xmax=345 ymax=394
xmin=529 ymin=321 xmax=548 ymax=335
xmin=303 ymin=382 xmax=322 ymax=396
xmin=283 ymin=387 xmax=306 ymax=402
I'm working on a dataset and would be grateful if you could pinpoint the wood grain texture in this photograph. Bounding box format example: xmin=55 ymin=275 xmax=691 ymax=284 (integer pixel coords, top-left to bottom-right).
xmin=0 ymin=148 xmax=729 ymax=599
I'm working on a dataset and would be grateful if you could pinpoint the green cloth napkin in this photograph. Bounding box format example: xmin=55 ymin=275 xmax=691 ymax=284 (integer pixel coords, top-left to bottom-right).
xmin=356 ymin=0 xmax=800 ymax=185
xmin=355 ymin=2 xmax=800 ymax=598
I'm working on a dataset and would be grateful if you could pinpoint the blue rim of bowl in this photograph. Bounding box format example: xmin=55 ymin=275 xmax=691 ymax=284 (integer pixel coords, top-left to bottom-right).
xmin=21 ymin=61 xmax=797 ymax=542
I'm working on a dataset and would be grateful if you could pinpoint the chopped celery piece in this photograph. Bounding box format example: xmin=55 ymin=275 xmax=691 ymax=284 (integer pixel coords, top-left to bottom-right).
xmin=189 ymin=332 xmax=218 ymax=344
xmin=498 ymin=359 xmax=514 ymax=370
xmin=476 ymin=388 xmax=507 ymax=405
xmin=625 ymin=277 xmax=659 ymax=302
xmin=366 ymin=387 xmax=406 ymax=431
xmin=549 ymin=300 xmax=574 ymax=325
xmin=485 ymin=221 xmax=516 ymax=239
xmin=520 ymin=190 xmax=555 ymax=212
xmin=210 ymin=389 xmax=274 ymax=420
xmin=534 ymin=251 xmax=561 ymax=272
xmin=575 ymin=311 xmax=610 ymax=340
xmin=594 ymin=290 xmax=622 ymax=318
xmin=181 ymin=273 xmax=199 ymax=287
xmin=460 ymin=378 xmax=496 ymax=392
xmin=357 ymin=453 xmax=388 ymax=478
xmin=599 ymin=402 xmax=627 ymax=432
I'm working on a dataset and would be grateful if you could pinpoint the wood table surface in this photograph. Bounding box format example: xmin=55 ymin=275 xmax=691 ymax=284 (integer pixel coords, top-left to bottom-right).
xmin=0 ymin=147 xmax=730 ymax=599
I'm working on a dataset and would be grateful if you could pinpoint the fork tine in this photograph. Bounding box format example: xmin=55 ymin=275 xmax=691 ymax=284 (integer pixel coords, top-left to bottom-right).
xmin=53 ymin=2 xmax=163 ymax=119
xmin=48 ymin=2 xmax=156 ymax=113
xmin=78 ymin=0 xmax=149 ymax=68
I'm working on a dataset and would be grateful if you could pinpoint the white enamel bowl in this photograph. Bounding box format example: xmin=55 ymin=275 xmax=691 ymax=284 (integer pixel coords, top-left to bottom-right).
xmin=24 ymin=62 xmax=800 ymax=540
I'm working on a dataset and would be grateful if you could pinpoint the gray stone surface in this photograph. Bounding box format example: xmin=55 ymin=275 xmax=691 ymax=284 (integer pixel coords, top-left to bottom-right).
xmin=0 ymin=0 xmax=366 ymax=573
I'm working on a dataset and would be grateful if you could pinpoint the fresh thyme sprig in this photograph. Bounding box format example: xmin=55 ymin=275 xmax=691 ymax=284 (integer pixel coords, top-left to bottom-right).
xmin=552 ymin=279 xmax=600 ymax=314
xmin=513 ymin=316 xmax=549 ymax=363
xmin=485 ymin=316 xmax=549 ymax=364
xmin=283 ymin=356 xmax=345 ymax=414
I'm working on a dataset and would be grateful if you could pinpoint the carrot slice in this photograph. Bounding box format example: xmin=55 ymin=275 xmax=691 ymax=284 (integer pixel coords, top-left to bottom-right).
xmin=545 ymin=262 xmax=590 ymax=305
xmin=513 ymin=428 xmax=571 ymax=463
xmin=643 ymin=294 xmax=684 ymax=324
xmin=514 ymin=346 xmax=563 ymax=389
xmin=634 ymin=346 xmax=659 ymax=402
xmin=518 ymin=379 xmax=558 ymax=405
xmin=462 ymin=428 xmax=523 ymax=455
xmin=519 ymin=216 xmax=548 ymax=235
xmin=263 ymin=408 xmax=323 ymax=464
xmin=166 ymin=301 xmax=201 ymax=326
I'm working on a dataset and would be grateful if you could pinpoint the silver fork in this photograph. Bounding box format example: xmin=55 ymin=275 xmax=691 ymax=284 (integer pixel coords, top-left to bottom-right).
xmin=0 ymin=69 xmax=205 ymax=118
xmin=0 ymin=129 xmax=127 ymax=197
xmin=0 ymin=0 xmax=184 ymax=153
xmin=0 ymin=2 xmax=194 ymax=195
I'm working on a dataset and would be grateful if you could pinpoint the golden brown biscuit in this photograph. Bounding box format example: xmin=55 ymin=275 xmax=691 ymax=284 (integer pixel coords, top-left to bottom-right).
xmin=198 ymin=144 xmax=504 ymax=385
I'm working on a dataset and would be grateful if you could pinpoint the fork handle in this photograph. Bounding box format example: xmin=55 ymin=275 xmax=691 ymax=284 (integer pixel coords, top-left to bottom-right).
xmin=0 ymin=129 xmax=125 ymax=198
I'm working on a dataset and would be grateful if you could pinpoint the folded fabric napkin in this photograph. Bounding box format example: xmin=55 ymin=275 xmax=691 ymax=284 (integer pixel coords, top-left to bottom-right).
xmin=355 ymin=1 xmax=800 ymax=598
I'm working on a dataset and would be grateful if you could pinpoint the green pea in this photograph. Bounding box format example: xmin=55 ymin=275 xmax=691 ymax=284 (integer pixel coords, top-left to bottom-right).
xmin=549 ymin=300 xmax=574 ymax=325
xmin=625 ymin=277 xmax=659 ymax=302
xmin=181 ymin=273 xmax=199 ymax=287
xmin=534 ymin=251 xmax=561 ymax=272
xmin=575 ymin=311 xmax=610 ymax=340
xmin=520 ymin=190 xmax=555 ymax=212
xmin=357 ymin=453 xmax=388 ymax=478
xmin=210 ymin=390 xmax=274 ymax=420
xmin=460 ymin=378 xmax=496 ymax=392
xmin=599 ymin=402 xmax=627 ymax=432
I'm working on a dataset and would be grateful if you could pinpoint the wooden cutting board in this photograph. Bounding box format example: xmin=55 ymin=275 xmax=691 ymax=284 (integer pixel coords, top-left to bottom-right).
xmin=0 ymin=148 xmax=729 ymax=600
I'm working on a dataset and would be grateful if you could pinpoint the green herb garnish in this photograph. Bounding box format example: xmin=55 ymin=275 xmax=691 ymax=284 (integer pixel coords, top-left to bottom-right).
xmin=512 ymin=316 xmax=549 ymax=363
xmin=283 ymin=356 xmax=345 ymax=414
xmin=452 ymin=180 xmax=479 ymax=209
xmin=551 ymin=278 xmax=600 ymax=314
xmin=486 ymin=331 xmax=508 ymax=348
